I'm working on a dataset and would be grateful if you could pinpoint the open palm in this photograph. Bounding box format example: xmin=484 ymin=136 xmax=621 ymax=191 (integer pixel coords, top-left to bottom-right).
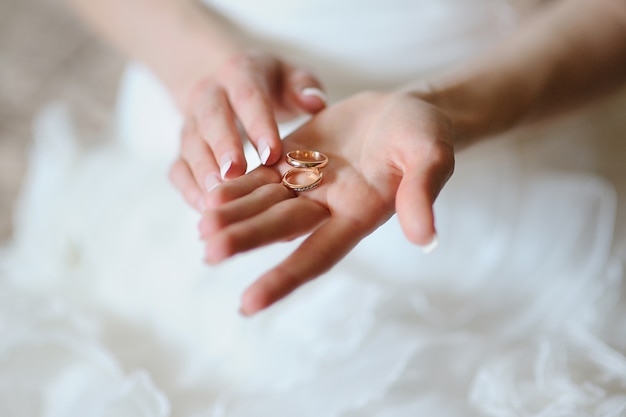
xmin=198 ymin=91 xmax=455 ymax=315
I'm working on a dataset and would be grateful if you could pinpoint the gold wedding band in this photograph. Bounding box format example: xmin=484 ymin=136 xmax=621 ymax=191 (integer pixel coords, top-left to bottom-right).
xmin=286 ymin=150 xmax=328 ymax=169
xmin=282 ymin=167 xmax=323 ymax=192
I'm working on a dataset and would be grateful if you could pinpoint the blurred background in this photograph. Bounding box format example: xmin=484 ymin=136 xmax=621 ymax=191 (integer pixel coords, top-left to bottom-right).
xmin=0 ymin=0 xmax=124 ymax=242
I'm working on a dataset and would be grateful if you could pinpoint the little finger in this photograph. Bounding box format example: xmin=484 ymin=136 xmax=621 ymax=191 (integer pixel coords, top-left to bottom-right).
xmin=169 ymin=158 xmax=205 ymax=211
xmin=240 ymin=216 xmax=368 ymax=315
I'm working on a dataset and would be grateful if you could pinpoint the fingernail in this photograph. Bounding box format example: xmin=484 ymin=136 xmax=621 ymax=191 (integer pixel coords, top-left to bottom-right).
xmin=220 ymin=155 xmax=233 ymax=180
xmin=420 ymin=234 xmax=439 ymax=254
xmin=258 ymin=140 xmax=271 ymax=165
xmin=301 ymin=87 xmax=327 ymax=105
xmin=205 ymin=173 xmax=221 ymax=193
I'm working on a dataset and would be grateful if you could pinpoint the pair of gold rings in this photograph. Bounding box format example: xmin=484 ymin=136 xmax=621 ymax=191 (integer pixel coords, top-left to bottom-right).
xmin=281 ymin=150 xmax=328 ymax=192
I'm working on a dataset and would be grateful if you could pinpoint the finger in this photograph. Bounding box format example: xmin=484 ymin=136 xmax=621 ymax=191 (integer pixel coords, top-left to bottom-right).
xmin=240 ymin=216 xmax=367 ymax=315
xmin=204 ymin=197 xmax=329 ymax=264
xmin=283 ymin=65 xmax=327 ymax=115
xmin=169 ymin=158 xmax=204 ymax=212
xmin=180 ymin=119 xmax=223 ymax=200
xmin=194 ymin=86 xmax=247 ymax=180
xmin=395 ymin=141 xmax=454 ymax=249
xmin=223 ymin=69 xmax=282 ymax=166
xmin=205 ymin=166 xmax=284 ymax=208
xmin=199 ymin=183 xmax=294 ymax=236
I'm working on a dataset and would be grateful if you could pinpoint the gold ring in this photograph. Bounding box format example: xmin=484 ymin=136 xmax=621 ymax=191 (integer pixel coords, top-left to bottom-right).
xmin=281 ymin=167 xmax=323 ymax=192
xmin=286 ymin=150 xmax=328 ymax=169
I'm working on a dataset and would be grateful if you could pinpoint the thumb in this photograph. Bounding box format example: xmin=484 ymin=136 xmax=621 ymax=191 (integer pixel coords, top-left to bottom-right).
xmin=395 ymin=145 xmax=454 ymax=252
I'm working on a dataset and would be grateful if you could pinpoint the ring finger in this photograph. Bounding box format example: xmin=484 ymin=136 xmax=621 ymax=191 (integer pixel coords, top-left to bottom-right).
xmin=204 ymin=197 xmax=329 ymax=264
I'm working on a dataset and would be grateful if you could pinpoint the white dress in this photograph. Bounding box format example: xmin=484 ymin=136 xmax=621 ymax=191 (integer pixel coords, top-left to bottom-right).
xmin=2 ymin=1 xmax=626 ymax=416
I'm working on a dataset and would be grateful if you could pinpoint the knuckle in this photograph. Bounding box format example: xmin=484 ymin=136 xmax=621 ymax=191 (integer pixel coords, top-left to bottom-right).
xmin=194 ymin=82 xmax=219 ymax=99
xmin=429 ymin=141 xmax=455 ymax=167
xmin=224 ymin=54 xmax=249 ymax=71
xmin=217 ymin=54 xmax=257 ymax=80
xmin=180 ymin=134 xmax=192 ymax=149
xmin=199 ymin=98 xmax=225 ymax=122
xmin=231 ymin=83 xmax=261 ymax=107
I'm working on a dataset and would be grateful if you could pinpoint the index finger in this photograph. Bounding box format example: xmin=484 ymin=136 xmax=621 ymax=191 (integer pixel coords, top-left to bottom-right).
xmin=239 ymin=215 xmax=370 ymax=315
xmin=222 ymin=66 xmax=282 ymax=166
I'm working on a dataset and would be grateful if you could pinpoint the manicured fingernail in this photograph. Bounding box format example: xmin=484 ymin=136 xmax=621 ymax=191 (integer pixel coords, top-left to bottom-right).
xmin=258 ymin=140 xmax=271 ymax=165
xmin=205 ymin=173 xmax=221 ymax=193
xmin=220 ymin=155 xmax=233 ymax=180
xmin=420 ymin=234 xmax=439 ymax=254
xmin=301 ymin=87 xmax=327 ymax=104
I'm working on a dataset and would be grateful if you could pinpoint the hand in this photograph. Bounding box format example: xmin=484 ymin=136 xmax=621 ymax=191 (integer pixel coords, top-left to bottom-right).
xmin=168 ymin=51 xmax=327 ymax=212
xmin=199 ymin=91 xmax=455 ymax=315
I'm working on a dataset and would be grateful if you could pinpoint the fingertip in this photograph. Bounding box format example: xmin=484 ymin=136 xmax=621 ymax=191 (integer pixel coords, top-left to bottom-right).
xmin=396 ymin=169 xmax=442 ymax=250
xmin=301 ymin=87 xmax=327 ymax=102
xmin=203 ymin=252 xmax=221 ymax=266
xmin=256 ymin=138 xmax=282 ymax=166
xmin=403 ymin=221 xmax=437 ymax=248
xmin=397 ymin=197 xmax=436 ymax=248
xmin=220 ymin=154 xmax=247 ymax=181
xmin=300 ymin=87 xmax=327 ymax=112
xmin=418 ymin=233 xmax=439 ymax=254
xmin=399 ymin=202 xmax=436 ymax=247
xmin=239 ymin=286 xmax=271 ymax=316
xmin=287 ymin=68 xmax=327 ymax=114
xmin=204 ymin=173 xmax=222 ymax=193
xmin=219 ymin=155 xmax=234 ymax=179
xmin=258 ymin=139 xmax=271 ymax=165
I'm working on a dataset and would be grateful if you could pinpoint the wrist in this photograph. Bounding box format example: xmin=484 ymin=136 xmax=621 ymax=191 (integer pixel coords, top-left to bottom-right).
xmin=406 ymin=70 xmax=536 ymax=149
xmin=406 ymin=82 xmax=477 ymax=150
xmin=165 ymin=38 xmax=242 ymax=112
xmin=147 ymin=2 xmax=243 ymax=112
xmin=167 ymin=41 xmax=241 ymax=112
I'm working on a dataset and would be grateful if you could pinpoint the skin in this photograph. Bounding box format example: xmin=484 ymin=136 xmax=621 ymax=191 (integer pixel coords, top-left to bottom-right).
xmin=68 ymin=0 xmax=626 ymax=315
xmin=68 ymin=0 xmax=327 ymax=210
xmin=169 ymin=52 xmax=327 ymax=211
xmin=198 ymin=92 xmax=455 ymax=315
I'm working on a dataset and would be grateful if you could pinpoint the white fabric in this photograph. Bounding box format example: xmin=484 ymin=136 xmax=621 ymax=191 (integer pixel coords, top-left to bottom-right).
xmin=2 ymin=0 xmax=626 ymax=416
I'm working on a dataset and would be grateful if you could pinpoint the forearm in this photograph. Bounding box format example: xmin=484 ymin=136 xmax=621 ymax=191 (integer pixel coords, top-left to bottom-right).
xmin=411 ymin=0 xmax=626 ymax=148
xmin=67 ymin=0 xmax=241 ymax=109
